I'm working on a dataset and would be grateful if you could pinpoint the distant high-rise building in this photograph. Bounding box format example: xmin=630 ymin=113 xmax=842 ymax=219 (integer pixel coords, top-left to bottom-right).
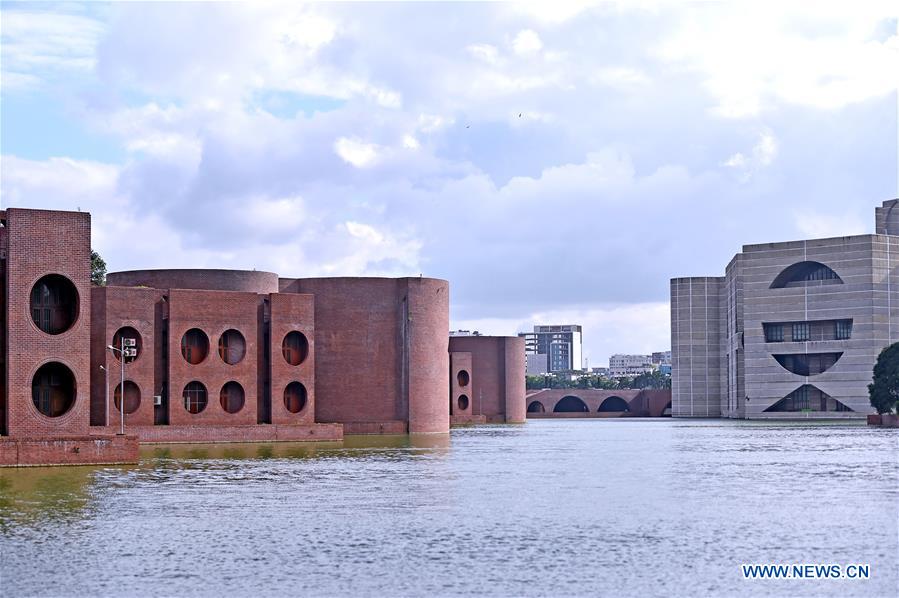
xmin=526 ymin=353 xmax=549 ymax=375
xmin=609 ymin=354 xmax=654 ymax=377
xmin=651 ymin=351 xmax=672 ymax=365
xmin=518 ymin=325 xmax=583 ymax=372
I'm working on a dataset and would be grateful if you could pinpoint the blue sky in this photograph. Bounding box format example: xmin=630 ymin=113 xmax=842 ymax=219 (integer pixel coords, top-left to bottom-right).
xmin=1 ymin=1 xmax=896 ymax=366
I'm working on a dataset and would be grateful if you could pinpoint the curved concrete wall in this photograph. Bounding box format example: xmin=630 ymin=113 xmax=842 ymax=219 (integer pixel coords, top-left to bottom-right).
xmin=108 ymin=269 xmax=279 ymax=294
xmin=283 ymin=277 xmax=449 ymax=434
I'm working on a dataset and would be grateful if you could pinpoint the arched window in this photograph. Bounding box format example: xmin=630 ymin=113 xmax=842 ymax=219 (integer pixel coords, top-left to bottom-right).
xmin=770 ymin=261 xmax=842 ymax=289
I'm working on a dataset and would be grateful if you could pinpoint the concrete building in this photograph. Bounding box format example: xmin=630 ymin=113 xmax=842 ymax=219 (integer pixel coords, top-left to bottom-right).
xmin=1 ymin=207 xmax=525 ymax=466
xmin=609 ymin=354 xmax=654 ymax=377
xmin=518 ymin=324 xmax=583 ymax=372
xmin=526 ymin=353 xmax=549 ymax=375
xmin=671 ymin=199 xmax=899 ymax=419
xmin=651 ymin=351 xmax=671 ymax=365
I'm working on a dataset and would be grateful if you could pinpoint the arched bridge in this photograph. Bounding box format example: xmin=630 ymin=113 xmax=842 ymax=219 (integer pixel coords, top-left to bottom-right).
xmin=525 ymin=389 xmax=671 ymax=418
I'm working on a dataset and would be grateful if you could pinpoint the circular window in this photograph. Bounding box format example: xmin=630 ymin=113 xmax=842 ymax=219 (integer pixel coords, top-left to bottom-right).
xmin=218 ymin=329 xmax=246 ymax=365
xmin=458 ymin=394 xmax=470 ymax=411
xmin=220 ymin=381 xmax=245 ymax=413
xmin=284 ymin=382 xmax=307 ymax=413
xmin=31 ymin=362 xmax=76 ymax=417
xmin=30 ymin=274 xmax=79 ymax=335
xmin=113 ymin=381 xmax=141 ymax=414
xmin=182 ymin=381 xmax=208 ymax=414
xmin=457 ymin=370 xmax=470 ymax=387
xmin=282 ymin=331 xmax=309 ymax=366
xmin=112 ymin=327 xmax=142 ymax=362
xmin=181 ymin=329 xmax=209 ymax=365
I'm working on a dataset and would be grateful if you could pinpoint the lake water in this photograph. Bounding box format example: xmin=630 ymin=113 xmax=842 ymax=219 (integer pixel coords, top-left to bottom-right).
xmin=1 ymin=419 xmax=897 ymax=597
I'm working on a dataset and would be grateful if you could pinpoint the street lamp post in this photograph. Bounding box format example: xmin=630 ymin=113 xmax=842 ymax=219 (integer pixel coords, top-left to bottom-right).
xmin=107 ymin=336 xmax=137 ymax=436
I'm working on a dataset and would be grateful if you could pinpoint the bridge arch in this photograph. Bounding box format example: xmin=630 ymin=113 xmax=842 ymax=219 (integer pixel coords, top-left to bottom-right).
xmin=553 ymin=395 xmax=589 ymax=413
xmin=598 ymin=396 xmax=630 ymax=412
xmin=527 ymin=400 xmax=546 ymax=413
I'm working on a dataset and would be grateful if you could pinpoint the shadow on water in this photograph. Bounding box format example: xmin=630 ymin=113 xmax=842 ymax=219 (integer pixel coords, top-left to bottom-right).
xmin=0 ymin=466 xmax=114 ymax=529
xmin=1 ymin=433 xmax=453 ymax=529
xmin=141 ymin=432 xmax=451 ymax=462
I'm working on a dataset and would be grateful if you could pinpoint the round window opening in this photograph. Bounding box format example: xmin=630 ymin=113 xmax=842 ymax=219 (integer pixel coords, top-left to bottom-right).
xmin=284 ymin=382 xmax=308 ymax=413
xmin=220 ymin=381 xmax=245 ymax=414
xmin=112 ymin=326 xmax=142 ymax=362
xmin=458 ymin=394 xmax=470 ymax=411
xmin=457 ymin=370 xmax=470 ymax=387
xmin=32 ymin=362 xmax=76 ymax=417
xmin=183 ymin=381 xmax=208 ymax=414
xmin=218 ymin=329 xmax=246 ymax=365
xmin=114 ymin=381 xmax=141 ymax=414
xmin=282 ymin=331 xmax=309 ymax=366
xmin=181 ymin=329 xmax=209 ymax=365
xmin=30 ymin=274 xmax=79 ymax=335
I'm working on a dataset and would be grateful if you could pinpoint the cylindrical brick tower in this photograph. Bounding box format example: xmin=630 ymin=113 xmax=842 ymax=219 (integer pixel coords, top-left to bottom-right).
xmin=283 ymin=276 xmax=449 ymax=434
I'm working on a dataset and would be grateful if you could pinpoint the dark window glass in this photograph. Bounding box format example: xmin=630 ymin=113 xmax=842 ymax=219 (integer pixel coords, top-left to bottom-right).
xmin=764 ymin=324 xmax=784 ymax=342
xmin=792 ymin=323 xmax=810 ymax=342
xmin=835 ymin=320 xmax=853 ymax=340
xmin=182 ymin=381 xmax=208 ymax=414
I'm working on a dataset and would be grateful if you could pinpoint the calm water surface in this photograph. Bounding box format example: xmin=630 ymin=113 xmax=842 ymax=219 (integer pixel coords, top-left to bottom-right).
xmin=1 ymin=419 xmax=897 ymax=597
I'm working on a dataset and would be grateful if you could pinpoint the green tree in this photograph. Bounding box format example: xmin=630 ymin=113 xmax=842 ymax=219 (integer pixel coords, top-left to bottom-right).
xmin=91 ymin=249 xmax=107 ymax=286
xmin=868 ymin=342 xmax=899 ymax=414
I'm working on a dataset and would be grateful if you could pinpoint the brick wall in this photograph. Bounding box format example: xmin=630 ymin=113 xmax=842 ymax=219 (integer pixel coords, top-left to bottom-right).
xmin=5 ymin=208 xmax=92 ymax=438
xmin=285 ymin=277 xmax=450 ymax=433
xmin=167 ymin=289 xmax=262 ymax=427
xmin=0 ymin=435 xmax=138 ymax=467
xmin=91 ymin=286 xmax=166 ymax=428
xmin=448 ymin=336 xmax=525 ymax=423
xmin=107 ymin=269 xmax=279 ymax=294
xmin=269 ymin=293 xmax=315 ymax=425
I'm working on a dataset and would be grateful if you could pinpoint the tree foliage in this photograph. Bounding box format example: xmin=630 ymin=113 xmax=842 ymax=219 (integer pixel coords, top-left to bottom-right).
xmin=91 ymin=249 xmax=107 ymax=286
xmin=868 ymin=342 xmax=899 ymax=414
xmin=525 ymin=370 xmax=671 ymax=390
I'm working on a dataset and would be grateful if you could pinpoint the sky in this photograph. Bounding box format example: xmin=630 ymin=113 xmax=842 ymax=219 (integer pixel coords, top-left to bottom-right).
xmin=1 ymin=1 xmax=897 ymax=367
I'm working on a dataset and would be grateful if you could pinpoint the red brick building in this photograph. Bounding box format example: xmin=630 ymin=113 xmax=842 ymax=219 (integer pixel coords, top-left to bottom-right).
xmin=1 ymin=207 xmax=526 ymax=466
xmin=448 ymin=336 xmax=526 ymax=425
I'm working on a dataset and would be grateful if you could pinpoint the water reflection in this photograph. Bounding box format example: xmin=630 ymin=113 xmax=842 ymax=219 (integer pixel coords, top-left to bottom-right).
xmin=1 ymin=422 xmax=896 ymax=597
xmin=0 ymin=466 xmax=104 ymax=528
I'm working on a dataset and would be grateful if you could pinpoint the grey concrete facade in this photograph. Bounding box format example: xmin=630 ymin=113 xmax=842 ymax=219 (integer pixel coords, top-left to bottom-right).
xmin=672 ymin=199 xmax=899 ymax=419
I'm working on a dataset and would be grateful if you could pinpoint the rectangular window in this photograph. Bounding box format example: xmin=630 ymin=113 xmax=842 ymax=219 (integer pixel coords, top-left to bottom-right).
xmin=835 ymin=320 xmax=852 ymax=340
xmin=792 ymin=323 xmax=810 ymax=342
xmin=764 ymin=324 xmax=784 ymax=342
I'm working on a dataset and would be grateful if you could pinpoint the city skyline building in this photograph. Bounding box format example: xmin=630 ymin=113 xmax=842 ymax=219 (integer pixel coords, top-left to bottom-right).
xmin=518 ymin=324 xmax=583 ymax=372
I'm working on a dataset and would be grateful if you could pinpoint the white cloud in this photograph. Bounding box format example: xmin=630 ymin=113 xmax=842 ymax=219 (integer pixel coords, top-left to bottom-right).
xmin=591 ymin=67 xmax=651 ymax=90
xmin=724 ymin=130 xmax=779 ymax=180
xmin=402 ymin=134 xmax=420 ymax=150
xmin=657 ymin=4 xmax=898 ymax=117
xmin=1 ymin=10 xmax=105 ymax=89
xmin=334 ymin=137 xmax=382 ymax=167
xmin=512 ymin=29 xmax=544 ymax=55
xmin=467 ymin=43 xmax=502 ymax=65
